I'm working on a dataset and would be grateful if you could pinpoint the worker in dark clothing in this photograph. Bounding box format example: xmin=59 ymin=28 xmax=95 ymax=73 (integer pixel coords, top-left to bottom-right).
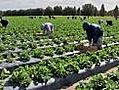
xmin=83 ymin=22 xmax=103 ymax=49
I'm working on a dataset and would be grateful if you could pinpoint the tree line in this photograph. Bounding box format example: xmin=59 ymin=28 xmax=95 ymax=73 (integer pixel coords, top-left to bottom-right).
xmin=0 ymin=4 xmax=118 ymax=18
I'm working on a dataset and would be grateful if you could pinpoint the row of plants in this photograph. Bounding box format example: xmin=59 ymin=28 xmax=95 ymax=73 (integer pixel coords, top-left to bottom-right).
xmin=4 ymin=45 xmax=119 ymax=88
xmin=1 ymin=16 xmax=119 ymax=89
xmin=1 ymin=38 xmax=119 ymax=64
xmin=0 ymin=44 xmax=75 ymax=63
xmin=1 ymin=34 xmax=119 ymax=58
xmin=76 ymin=67 xmax=119 ymax=90
xmin=1 ymin=16 xmax=119 ymax=53
xmin=0 ymin=33 xmax=119 ymax=58
xmin=0 ymin=16 xmax=84 ymax=51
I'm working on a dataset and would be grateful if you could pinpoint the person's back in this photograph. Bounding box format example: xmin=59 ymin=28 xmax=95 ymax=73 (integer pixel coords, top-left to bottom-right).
xmin=90 ymin=24 xmax=103 ymax=44
xmin=41 ymin=22 xmax=54 ymax=34
xmin=83 ymin=22 xmax=103 ymax=49
xmin=91 ymin=24 xmax=102 ymax=36
xmin=0 ymin=17 xmax=9 ymax=28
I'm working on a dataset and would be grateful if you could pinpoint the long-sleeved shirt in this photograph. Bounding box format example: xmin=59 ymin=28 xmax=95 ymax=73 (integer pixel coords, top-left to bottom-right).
xmin=41 ymin=23 xmax=53 ymax=32
xmin=84 ymin=23 xmax=103 ymax=43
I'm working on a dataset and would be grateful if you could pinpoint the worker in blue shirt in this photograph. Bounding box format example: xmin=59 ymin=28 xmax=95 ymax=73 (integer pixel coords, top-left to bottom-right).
xmin=41 ymin=22 xmax=54 ymax=35
xmin=83 ymin=22 xmax=103 ymax=49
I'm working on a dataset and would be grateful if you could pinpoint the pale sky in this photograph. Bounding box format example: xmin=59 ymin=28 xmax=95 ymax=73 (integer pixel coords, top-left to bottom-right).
xmin=0 ymin=0 xmax=119 ymax=11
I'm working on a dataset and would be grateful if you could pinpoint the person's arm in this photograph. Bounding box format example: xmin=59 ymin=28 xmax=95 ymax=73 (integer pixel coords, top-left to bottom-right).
xmin=98 ymin=29 xmax=103 ymax=37
xmin=88 ymin=35 xmax=92 ymax=45
xmin=50 ymin=25 xmax=54 ymax=33
xmin=41 ymin=24 xmax=44 ymax=30
xmin=86 ymin=31 xmax=92 ymax=45
xmin=93 ymin=36 xmax=99 ymax=44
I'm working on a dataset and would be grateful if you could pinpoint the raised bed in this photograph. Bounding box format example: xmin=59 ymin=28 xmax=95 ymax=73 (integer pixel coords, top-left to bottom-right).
xmin=3 ymin=58 xmax=119 ymax=90
xmin=29 ymin=59 xmax=119 ymax=90
xmin=0 ymin=42 xmax=119 ymax=70
xmin=0 ymin=50 xmax=80 ymax=70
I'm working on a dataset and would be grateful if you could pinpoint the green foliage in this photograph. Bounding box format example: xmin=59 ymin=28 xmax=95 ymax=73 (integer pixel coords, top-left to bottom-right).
xmin=55 ymin=47 xmax=65 ymax=55
xmin=19 ymin=50 xmax=30 ymax=62
xmin=76 ymin=69 xmax=119 ymax=90
xmin=0 ymin=44 xmax=6 ymax=53
xmin=0 ymin=81 xmax=3 ymax=90
xmin=28 ymin=42 xmax=37 ymax=49
xmin=10 ymin=67 xmax=32 ymax=87
xmin=43 ymin=48 xmax=54 ymax=57
xmin=1 ymin=16 xmax=119 ymax=88
xmin=32 ymin=49 xmax=44 ymax=58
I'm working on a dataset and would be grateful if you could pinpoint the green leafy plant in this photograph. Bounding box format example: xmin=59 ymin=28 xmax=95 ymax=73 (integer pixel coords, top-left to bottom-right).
xmin=53 ymin=38 xmax=62 ymax=45
xmin=32 ymin=49 xmax=44 ymax=58
xmin=10 ymin=67 xmax=32 ymax=87
xmin=0 ymin=69 xmax=10 ymax=80
xmin=0 ymin=81 xmax=3 ymax=90
xmin=43 ymin=48 xmax=54 ymax=57
xmin=63 ymin=45 xmax=75 ymax=52
xmin=89 ymin=54 xmax=100 ymax=66
xmin=19 ymin=50 xmax=30 ymax=62
xmin=0 ymin=44 xmax=6 ymax=53
xmin=28 ymin=42 xmax=37 ymax=49
xmin=55 ymin=47 xmax=65 ymax=55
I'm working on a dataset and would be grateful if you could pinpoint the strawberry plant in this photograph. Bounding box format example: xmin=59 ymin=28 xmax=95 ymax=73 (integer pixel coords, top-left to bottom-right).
xmin=10 ymin=67 xmax=32 ymax=87
xmin=55 ymin=47 xmax=65 ymax=55
xmin=19 ymin=50 xmax=30 ymax=62
xmin=7 ymin=45 xmax=16 ymax=51
xmin=28 ymin=42 xmax=37 ymax=49
xmin=90 ymin=74 xmax=107 ymax=90
xmin=62 ymin=38 xmax=69 ymax=45
xmin=0 ymin=81 xmax=3 ymax=90
xmin=6 ymin=54 xmax=15 ymax=63
xmin=78 ymin=55 xmax=93 ymax=69
xmin=47 ymin=58 xmax=68 ymax=77
xmin=25 ymin=65 xmax=52 ymax=84
xmin=65 ymin=60 xmax=79 ymax=73
xmin=18 ymin=43 xmax=28 ymax=50
xmin=0 ymin=56 xmax=4 ymax=63
xmin=36 ymin=66 xmax=53 ymax=83
xmin=45 ymin=41 xmax=54 ymax=46
xmin=43 ymin=48 xmax=54 ymax=57
xmin=89 ymin=54 xmax=100 ymax=66
xmin=0 ymin=44 xmax=6 ymax=53
xmin=31 ymin=49 xmax=44 ymax=59
xmin=63 ymin=45 xmax=75 ymax=52
xmin=0 ymin=69 xmax=10 ymax=80
xmin=53 ymin=38 xmax=62 ymax=45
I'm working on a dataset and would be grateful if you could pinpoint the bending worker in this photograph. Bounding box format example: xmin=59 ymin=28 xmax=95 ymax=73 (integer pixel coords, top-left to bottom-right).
xmin=83 ymin=22 xmax=103 ymax=49
xmin=41 ymin=22 xmax=54 ymax=35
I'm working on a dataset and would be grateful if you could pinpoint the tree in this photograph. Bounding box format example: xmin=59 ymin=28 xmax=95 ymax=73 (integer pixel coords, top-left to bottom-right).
xmin=0 ymin=11 xmax=2 ymax=16
xmin=44 ymin=6 xmax=53 ymax=15
xmin=94 ymin=7 xmax=98 ymax=16
xmin=100 ymin=4 xmax=106 ymax=16
xmin=81 ymin=4 xmax=96 ymax=16
xmin=113 ymin=5 xmax=118 ymax=20
xmin=107 ymin=10 xmax=113 ymax=16
xmin=63 ymin=6 xmax=75 ymax=15
xmin=35 ymin=8 xmax=44 ymax=15
xmin=77 ymin=7 xmax=80 ymax=15
xmin=54 ymin=6 xmax=62 ymax=15
xmin=72 ymin=6 xmax=77 ymax=15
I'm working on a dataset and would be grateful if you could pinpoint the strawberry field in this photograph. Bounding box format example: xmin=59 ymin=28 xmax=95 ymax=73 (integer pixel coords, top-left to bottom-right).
xmin=0 ymin=16 xmax=119 ymax=90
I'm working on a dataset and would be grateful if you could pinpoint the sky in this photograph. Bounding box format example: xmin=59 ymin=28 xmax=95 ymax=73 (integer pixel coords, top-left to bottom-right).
xmin=0 ymin=0 xmax=119 ymax=11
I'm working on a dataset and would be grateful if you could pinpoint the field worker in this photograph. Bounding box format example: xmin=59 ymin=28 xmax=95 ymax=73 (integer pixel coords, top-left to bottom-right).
xmin=41 ymin=22 xmax=54 ymax=35
xmin=83 ymin=22 xmax=103 ymax=49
